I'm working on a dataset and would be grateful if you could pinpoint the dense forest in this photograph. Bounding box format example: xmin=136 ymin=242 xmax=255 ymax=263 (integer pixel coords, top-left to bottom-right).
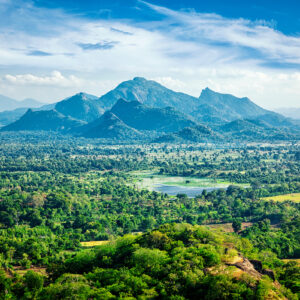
xmin=0 ymin=133 xmax=299 ymax=299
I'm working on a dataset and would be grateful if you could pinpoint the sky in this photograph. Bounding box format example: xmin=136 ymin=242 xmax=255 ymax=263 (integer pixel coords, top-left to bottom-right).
xmin=0 ymin=0 xmax=300 ymax=108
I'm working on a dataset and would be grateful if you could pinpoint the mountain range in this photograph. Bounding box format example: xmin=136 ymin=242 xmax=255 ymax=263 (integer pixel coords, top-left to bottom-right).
xmin=1 ymin=77 xmax=299 ymax=142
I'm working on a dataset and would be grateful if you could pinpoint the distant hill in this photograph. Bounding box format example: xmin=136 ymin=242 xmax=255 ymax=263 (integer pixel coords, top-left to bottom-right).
xmin=251 ymin=113 xmax=297 ymax=128
xmin=0 ymin=103 xmax=57 ymax=127
xmin=192 ymin=88 xmax=271 ymax=124
xmin=220 ymin=119 xmax=263 ymax=132
xmin=0 ymin=94 xmax=45 ymax=112
xmin=154 ymin=125 xmax=216 ymax=143
xmin=110 ymin=98 xmax=196 ymax=132
xmin=81 ymin=111 xmax=142 ymax=139
xmin=274 ymin=107 xmax=300 ymax=120
xmin=55 ymin=93 xmax=103 ymax=122
xmin=219 ymin=119 xmax=298 ymax=140
xmin=20 ymin=98 xmax=44 ymax=108
xmin=0 ymin=108 xmax=28 ymax=127
xmin=1 ymin=109 xmax=84 ymax=132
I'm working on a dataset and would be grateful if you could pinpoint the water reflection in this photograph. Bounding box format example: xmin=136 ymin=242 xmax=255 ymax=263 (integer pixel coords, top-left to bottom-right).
xmin=154 ymin=184 xmax=225 ymax=198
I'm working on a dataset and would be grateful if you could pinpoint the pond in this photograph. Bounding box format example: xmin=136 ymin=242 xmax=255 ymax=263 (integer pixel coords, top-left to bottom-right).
xmin=130 ymin=171 xmax=238 ymax=198
xmin=153 ymin=184 xmax=223 ymax=197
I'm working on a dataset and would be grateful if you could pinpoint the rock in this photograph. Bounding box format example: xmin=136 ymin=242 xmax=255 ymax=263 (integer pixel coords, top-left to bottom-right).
xmin=234 ymin=258 xmax=262 ymax=279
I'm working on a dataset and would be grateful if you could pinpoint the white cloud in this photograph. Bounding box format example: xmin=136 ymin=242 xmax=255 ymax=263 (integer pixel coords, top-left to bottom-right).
xmin=2 ymin=71 xmax=80 ymax=86
xmin=141 ymin=1 xmax=300 ymax=65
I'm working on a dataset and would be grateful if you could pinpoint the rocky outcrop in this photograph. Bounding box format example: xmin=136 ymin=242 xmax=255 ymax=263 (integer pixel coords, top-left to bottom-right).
xmin=227 ymin=257 xmax=276 ymax=281
xmin=230 ymin=257 xmax=262 ymax=279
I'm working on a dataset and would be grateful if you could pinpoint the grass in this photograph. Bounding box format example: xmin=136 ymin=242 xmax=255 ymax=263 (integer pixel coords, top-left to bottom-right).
xmin=13 ymin=267 xmax=47 ymax=276
xmin=80 ymin=240 xmax=110 ymax=247
xmin=207 ymin=222 xmax=253 ymax=233
xmin=262 ymin=193 xmax=300 ymax=203
xmin=282 ymin=259 xmax=300 ymax=265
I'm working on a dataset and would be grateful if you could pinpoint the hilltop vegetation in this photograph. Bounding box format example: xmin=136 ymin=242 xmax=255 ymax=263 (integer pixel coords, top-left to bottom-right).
xmin=1 ymin=224 xmax=299 ymax=299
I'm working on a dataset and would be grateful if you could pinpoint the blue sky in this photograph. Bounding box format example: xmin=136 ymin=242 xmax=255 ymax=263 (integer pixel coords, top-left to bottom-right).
xmin=0 ymin=0 xmax=300 ymax=108
xmin=33 ymin=0 xmax=300 ymax=35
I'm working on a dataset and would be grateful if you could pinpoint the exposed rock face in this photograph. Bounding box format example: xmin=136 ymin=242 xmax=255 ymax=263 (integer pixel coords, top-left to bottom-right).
xmin=227 ymin=257 xmax=276 ymax=281
xmin=233 ymin=258 xmax=262 ymax=279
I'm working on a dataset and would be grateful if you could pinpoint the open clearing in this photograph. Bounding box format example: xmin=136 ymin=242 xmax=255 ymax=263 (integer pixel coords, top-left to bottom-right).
xmin=131 ymin=170 xmax=237 ymax=190
xmin=262 ymin=193 xmax=300 ymax=203
xmin=206 ymin=222 xmax=253 ymax=233
xmin=81 ymin=240 xmax=110 ymax=247
xmin=12 ymin=267 xmax=47 ymax=276
xmin=282 ymin=259 xmax=300 ymax=265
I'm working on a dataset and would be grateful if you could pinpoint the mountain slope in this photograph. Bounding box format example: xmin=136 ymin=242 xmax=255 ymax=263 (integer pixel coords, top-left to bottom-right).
xmin=154 ymin=124 xmax=216 ymax=143
xmin=110 ymin=98 xmax=196 ymax=132
xmin=251 ymin=113 xmax=297 ymax=128
xmin=0 ymin=103 xmax=57 ymax=127
xmin=81 ymin=111 xmax=142 ymax=139
xmin=192 ymin=88 xmax=271 ymax=124
xmin=220 ymin=119 xmax=263 ymax=132
xmin=0 ymin=108 xmax=28 ymax=127
xmin=55 ymin=93 xmax=103 ymax=122
xmin=219 ymin=119 xmax=298 ymax=140
xmin=1 ymin=109 xmax=84 ymax=132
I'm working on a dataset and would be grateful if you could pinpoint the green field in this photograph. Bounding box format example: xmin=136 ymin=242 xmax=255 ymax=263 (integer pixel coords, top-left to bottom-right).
xmin=262 ymin=193 xmax=300 ymax=203
xmin=282 ymin=259 xmax=300 ymax=265
xmin=80 ymin=241 xmax=110 ymax=247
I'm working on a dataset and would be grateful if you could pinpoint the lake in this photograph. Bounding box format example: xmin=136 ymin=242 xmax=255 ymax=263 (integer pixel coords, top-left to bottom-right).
xmin=153 ymin=184 xmax=223 ymax=197
xmin=131 ymin=171 xmax=234 ymax=197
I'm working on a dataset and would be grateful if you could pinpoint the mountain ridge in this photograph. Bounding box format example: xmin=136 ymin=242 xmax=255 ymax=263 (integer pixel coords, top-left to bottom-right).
xmin=81 ymin=111 xmax=143 ymax=139
xmin=1 ymin=77 xmax=298 ymax=142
